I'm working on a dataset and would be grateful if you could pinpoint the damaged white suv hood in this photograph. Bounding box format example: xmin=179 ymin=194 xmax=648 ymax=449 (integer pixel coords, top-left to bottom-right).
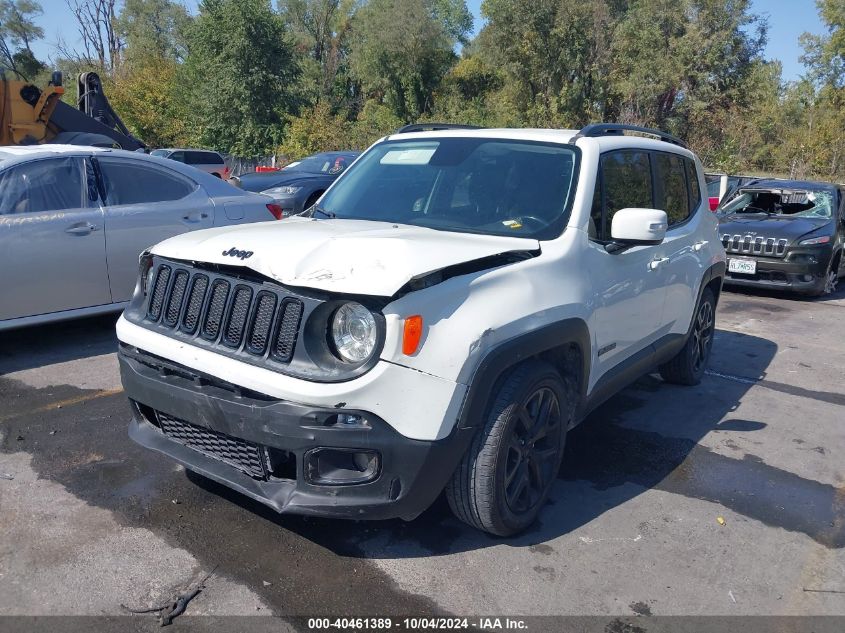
xmin=151 ymin=217 xmax=540 ymax=296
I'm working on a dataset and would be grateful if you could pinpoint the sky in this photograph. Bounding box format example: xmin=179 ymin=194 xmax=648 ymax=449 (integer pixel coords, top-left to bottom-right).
xmin=32 ymin=0 xmax=827 ymax=82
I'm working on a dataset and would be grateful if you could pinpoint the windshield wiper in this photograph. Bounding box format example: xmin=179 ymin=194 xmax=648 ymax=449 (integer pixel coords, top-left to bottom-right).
xmin=307 ymin=206 xmax=336 ymax=219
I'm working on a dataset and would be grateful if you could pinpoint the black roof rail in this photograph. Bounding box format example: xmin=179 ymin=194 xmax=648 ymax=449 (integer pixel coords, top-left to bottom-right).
xmin=394 ymin=123 xmax=483 ymax=134
xmin=571 ymin=123 xmax=687 ymax=149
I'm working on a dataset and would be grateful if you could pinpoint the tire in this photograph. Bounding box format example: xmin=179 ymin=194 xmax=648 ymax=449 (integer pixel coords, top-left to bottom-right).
xmin=814 ymin=254 xmax=840 ymax=297
xmin=446 ymin=360 xmax=571 ymax=536
xmin=659 ymin=287 xmax=716 ymax=386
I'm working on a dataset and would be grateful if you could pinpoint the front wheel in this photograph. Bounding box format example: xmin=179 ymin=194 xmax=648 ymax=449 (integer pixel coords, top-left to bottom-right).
xmin=659 ymin=287 xmax=716 ymax=386
xmin=446 ymin=361 xmax=570 ymax=536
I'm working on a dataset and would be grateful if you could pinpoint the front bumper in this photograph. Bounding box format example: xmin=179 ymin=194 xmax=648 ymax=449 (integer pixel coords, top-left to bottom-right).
xmin=723 ymin=248 xmax=832 ymax=294
xmin=120 ymin=347 xmax=474 ymax=520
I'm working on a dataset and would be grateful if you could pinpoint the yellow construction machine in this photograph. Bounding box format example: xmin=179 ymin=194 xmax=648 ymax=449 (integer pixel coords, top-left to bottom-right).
xmin=0 ymin=70 xmax=145 ymax=150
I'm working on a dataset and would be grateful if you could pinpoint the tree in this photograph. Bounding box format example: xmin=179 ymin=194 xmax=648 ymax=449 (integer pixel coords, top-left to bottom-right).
xmin=63 ymin=0 xmax=122 ymax=71
xmin=180 ymin=0 xmax=300 ymax=157
xmin=280 ymin=0 xmax=356 ymax=110
xmin=0 ymin=0 xmax=45 ymax=79
xmin=350 ymin=0 xmax=471 ymax=121
xmin=117 ymin=0 xmax=191 ymax=65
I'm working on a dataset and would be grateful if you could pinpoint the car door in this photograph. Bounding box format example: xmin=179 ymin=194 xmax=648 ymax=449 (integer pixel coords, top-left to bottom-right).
xmin=97 ymin=156 xmax=213 ymax=303
xmin=585 ymin=150 xmax=669 ymax=382
xmin=0 ymin=155 xmax=111 ymax=321
xmin=656 ymin=154 xmax=708 ymax=335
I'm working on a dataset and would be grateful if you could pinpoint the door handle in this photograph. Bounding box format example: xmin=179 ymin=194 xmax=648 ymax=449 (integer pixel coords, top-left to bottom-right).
xmin=648 ymin=257 xmax=669 ymax=271
xmin=65 ymin=222 xmax=99 ymax=235
xmin=182 ymin=211 xmax=208 ymax=222
xmin=693 ymin=240 xmax=708 ymax=252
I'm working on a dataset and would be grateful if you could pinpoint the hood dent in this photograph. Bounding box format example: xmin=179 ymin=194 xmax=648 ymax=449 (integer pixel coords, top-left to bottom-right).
xmin=151 ymin=218 xmax=540 ymax=297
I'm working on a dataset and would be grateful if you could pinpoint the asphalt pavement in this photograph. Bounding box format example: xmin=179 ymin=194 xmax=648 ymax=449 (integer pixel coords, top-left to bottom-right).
xmin=1 ymin=286 xmax=844 ymax=624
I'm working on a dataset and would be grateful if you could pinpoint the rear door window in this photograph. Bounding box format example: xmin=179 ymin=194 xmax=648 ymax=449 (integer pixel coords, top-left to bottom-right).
xmin=654 ymin=152 xmax=690 ymax=226
xmin=97 ymin=158 xmax=197 ymax=206
xmin=0 ymin=157 xmax=85 ymax=215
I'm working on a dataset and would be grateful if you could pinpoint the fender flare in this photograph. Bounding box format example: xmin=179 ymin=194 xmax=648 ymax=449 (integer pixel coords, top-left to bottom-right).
xmin=456 ymin=318 xmax=591 ymax=430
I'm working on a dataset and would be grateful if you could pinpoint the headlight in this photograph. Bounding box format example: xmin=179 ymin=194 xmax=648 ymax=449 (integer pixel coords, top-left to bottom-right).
xmin=330 ymin=302 xmax=377 ymax=363
xmin=262 ymin=185 xmax=302 ymax=195
xmin=799 ymin=235 xmax=831 ymax=245
xmin=140 ymin=252 xmax=154 ymax=295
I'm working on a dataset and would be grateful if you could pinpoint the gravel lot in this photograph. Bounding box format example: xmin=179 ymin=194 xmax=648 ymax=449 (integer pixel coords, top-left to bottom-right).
xmin=1 ymin=286 xmax=844 ymax=624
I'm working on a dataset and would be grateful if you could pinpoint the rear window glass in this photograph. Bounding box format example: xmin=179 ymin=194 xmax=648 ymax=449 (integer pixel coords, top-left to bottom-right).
xmin=98 ymin=159 xmax=196 ymax=205
xmin=188 ymin=151 xmax=223 ymax=165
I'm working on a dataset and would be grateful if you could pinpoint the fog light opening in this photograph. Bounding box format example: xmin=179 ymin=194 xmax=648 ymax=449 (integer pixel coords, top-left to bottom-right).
xmin=305 ymin=448 xmax=380 ymax=485
xmin=803 ymin=274 xmax=815 ymax=282
xmin=323 ymin=413 xmax=370 ymax=428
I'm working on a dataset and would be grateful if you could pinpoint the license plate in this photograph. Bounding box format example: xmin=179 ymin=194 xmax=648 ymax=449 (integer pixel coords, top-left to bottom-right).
xmin=728 ymin=258 xmax=757 ymax=275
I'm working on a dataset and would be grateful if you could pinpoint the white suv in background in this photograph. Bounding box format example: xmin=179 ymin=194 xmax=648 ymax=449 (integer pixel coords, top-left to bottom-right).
xmin=116 ymin=123 xmax=726 ymax=536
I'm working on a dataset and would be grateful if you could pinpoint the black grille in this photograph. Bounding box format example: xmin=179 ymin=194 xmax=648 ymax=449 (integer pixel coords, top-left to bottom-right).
xmin=273 ymin=300 xmax=303 ymax=362
xmin=143 ymin=263 xmax=304 ymax=365
xmin=147 ymin=266 xmax=171 ymax=320
xmin=163 ymin=270 xmax=189 ymax=326
xmin=157 ymin=411 xmax=267 ymax=479
xmin=247 ymin=292 xmax=277 ymax=355
xmin=182 ymin=275 xmax=209 ymax=334
xmin=223 ymin=286 xmax=253 ymax=347
xmin=202 ymin=279 xmax=230 ymax=340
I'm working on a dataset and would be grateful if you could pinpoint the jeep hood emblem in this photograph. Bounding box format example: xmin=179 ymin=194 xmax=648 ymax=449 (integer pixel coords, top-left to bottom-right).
xmin=222 ymin=247 xmax=254 ymax=260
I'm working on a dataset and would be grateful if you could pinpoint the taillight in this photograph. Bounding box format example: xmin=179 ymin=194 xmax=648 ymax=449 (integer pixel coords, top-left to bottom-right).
xmin=267 ymin=203 xmax=285 ymax=220
xmin=709 ymin=197 xmax=719 ymax=212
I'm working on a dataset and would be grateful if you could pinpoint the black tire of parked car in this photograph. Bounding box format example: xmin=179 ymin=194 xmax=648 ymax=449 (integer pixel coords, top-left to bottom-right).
xmin=446 ymin=360 xmax=571 ymax=536
xmin=659 ymin=287 xmax=716 ymax=386
xmin=816 ymin=253 xmax=840 ymax=296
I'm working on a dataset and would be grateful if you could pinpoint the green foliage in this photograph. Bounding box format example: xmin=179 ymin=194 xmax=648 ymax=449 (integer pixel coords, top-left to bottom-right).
xmin=179 ymin=0 xmax=300 ymax=157
xmin=278 ymin=101 xmax=351 ymax=158
xmin=350 ymin=0 xmax=468 ymax=121
xmin=30 ymin=0 xmax=845 ymax=181
xmin=117 ymin=0 xmax=191 ymax=65
xmin=0 ymin=0 xmax=45 ymax=79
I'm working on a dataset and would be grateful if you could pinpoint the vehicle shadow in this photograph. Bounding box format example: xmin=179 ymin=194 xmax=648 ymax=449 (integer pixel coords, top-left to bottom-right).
xmin=722 ymin=280 xmax=845 ymax=303
xmin=0 ymin=313 xmax=120 ymax=376
xmin=190 ymin=327 xmax=845 ymax=558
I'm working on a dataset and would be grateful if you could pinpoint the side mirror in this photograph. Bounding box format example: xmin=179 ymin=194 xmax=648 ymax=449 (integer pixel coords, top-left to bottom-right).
xmin=607 ymin=208 xmax=668 ymax=252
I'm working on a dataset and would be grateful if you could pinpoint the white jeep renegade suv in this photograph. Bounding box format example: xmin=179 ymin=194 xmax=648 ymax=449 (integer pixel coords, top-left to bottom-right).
xmin=117 ymin=123 xmax=726 ymax=536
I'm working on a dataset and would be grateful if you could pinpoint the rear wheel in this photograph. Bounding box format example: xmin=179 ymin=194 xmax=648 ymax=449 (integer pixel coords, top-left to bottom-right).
xmin=446 ymin=361 xmax=569 ymax=536
xmin=659 ymin=287 xmax=716 ymax=386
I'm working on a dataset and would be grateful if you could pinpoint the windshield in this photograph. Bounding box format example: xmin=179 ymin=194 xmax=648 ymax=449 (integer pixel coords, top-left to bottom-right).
xmin=288 ymin=154 xmax=353 ymax=175
xmin=150 ymin=149 xmax=169 ymax=157
xmin=317 ymin=138 xmax=579 ymax=239
xmin=721 ymin=189 xmax=835 ymax=219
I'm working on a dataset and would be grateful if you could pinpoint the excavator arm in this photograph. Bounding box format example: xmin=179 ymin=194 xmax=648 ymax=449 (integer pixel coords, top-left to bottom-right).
xmin=0 ymin=71 xmax=145 ymax=151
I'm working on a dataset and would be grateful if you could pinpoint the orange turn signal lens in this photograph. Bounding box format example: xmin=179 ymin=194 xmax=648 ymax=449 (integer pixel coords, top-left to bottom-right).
xmin=402 ymin=315 xmax=423 ymax=356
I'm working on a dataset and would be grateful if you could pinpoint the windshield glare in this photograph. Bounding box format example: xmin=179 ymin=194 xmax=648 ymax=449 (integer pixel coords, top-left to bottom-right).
xmin=150 ymin=149 xmax=169 ymax=157
xmin=722 ymin=189 xmax=835 ymax=219
xmin=317 ymin=138 xmax=578 ymax=239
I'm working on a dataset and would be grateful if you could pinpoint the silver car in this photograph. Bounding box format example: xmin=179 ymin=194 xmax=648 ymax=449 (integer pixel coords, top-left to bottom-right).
xmin=0 ymin=145 xmax=281 ymax=330
xmin=150 ymin=148 xmax=230 ymax=179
